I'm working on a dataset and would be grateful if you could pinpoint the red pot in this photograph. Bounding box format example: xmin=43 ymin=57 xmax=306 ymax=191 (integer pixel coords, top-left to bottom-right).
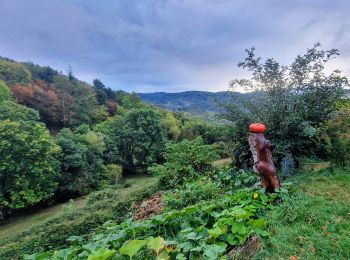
xmin=249 ymin=123 xmax=266 ymax=133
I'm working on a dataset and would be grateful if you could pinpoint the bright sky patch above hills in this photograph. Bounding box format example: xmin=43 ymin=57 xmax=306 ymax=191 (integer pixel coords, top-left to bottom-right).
xmin=0 ymin=0 xmax=349 ymax=92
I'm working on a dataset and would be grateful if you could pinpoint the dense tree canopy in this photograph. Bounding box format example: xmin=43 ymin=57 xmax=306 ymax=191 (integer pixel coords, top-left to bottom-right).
xmin=55 ymin=125 xmax=105 ymax=198
xmin=96 ymin=108 xmax=167 ymax=173
xmin=222 ymin=43 xmax=348 ymax=167
xmin=0 ymin=59 xmax=31 ymax=86
xmin=0 ymin=82 xmax=60 ymax=217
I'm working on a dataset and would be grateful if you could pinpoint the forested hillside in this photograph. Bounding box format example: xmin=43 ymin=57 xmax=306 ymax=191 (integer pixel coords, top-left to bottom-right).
xmin=0 ymin=56 xmax=230 ymax=218
xmin=138 ymin=91 xmax=230 ymax=113
xmin=138 ymin=91 xmax=255 ymax=119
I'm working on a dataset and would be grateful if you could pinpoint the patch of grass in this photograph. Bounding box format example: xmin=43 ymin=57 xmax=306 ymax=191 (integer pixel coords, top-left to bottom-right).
xmin=256 ymin=167 xmax=350 ymax=259
xmin=0 ymin=197 xmax=86 ymax=239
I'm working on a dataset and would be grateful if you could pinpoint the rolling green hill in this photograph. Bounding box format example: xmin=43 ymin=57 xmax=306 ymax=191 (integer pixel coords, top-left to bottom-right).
xmin=138 ymin=91 xmax=227 ymax=113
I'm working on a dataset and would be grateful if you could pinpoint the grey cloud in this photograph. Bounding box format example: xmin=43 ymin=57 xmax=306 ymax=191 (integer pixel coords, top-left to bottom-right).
xmin=0 ymin=0 xmax=349 ymax=92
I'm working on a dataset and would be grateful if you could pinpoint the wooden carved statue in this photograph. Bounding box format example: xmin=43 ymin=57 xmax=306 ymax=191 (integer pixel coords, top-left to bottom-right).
xmin=248 ymin=123 xmax=281 ymax=192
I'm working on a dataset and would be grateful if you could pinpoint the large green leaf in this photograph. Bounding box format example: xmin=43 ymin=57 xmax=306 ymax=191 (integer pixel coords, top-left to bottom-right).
xmin=87 ymin=247 xmax=115 ymax=260
xmin=208 ymin=226 xmax=226 ymax=239
xmin=231 ymin=222 xmax=247 ymax=235
xmin=248 ymin=218 xmax=266 ymax=228
xmin=203 ymin=244 xmax=226 ymax=259
xmin=147 ymin=236 xmax=165 ymax=254
xmin=119 ymin=239 xmax=147 ymax=258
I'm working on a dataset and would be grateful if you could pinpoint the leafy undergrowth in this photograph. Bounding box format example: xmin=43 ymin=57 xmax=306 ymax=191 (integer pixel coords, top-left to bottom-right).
xmin=0 ymin=177 xmax=158 ymax=260
xmin=26 ymin=188 xmax=276 ymax=259
xmin=256 ymin=167 xmax=350 ymax=259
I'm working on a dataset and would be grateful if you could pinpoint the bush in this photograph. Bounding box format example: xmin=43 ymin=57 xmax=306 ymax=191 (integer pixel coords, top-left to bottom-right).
xmin=164 ymin=177 xmax=221 ymax=210
xmin=211 ymin=165 xmax=259 ymax=191
xmin=149 ymin=137 xmax=218 ymax=189
xmin=100 ymin=164 xmax=123 ymax=187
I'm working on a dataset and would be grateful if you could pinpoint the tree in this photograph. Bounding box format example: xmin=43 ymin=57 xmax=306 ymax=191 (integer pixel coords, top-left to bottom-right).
xmin=0 ymin=82 xmax=60 ymax=218
xmin=53 ymin=75 xmax=74 ymax=125
xmin=67 ymin=66 xmax=75 ymax=82
xmin=161 ymin=111 xmax=182 ymax=141
xmin=55 ymin=125 xmax=106 ymax=198
xmin=222 ymin=43 xmax=348 ymax=167
xmin=0 ymin=120 xmax=60 ymax=217
xmin=93 ymin=79 xmax=116 ymax=101
xmin=95 ymin=89 xmax=107 ymax=105
xmin=93 ymin=79 xmax=105 ymax=90
xmin=22 ymin=62 xmax=59 ymax=83
xmin=0 ymin=59 xmax=31 ymax=86
xmin=69 ymin=85 xmax=107 ymax=126
xmin=99 ymin=108 xmax=167 ymax=173
xmin=11 ymin=81 xmax=61 ymax=126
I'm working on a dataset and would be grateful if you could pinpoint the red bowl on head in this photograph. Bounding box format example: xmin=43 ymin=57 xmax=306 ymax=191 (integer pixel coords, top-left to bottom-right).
xmin=249 ymin=123 xmax=266 ymax=133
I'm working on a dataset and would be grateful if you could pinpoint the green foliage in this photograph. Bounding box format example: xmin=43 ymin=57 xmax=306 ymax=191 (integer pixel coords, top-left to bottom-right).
xmin=164 ymin=177 xmax=221 ymax=210
xmin=223 ymin=43 xmax=348 ymax=167
xmin=321 ymin=100 xmax=350 ymax=166
xmin=93 ymin=79 xmax=116 ymax=101
xmin=119 ymin=239 xmax=147 ymax=258
xmin=149 ymin=137 xmax=218 ymax=188
xmin=22 ymin=62 xmax=59 ymax=83
xmin=53 ymin=75 xmax=107 ymax=127
xmin=0 ymin=91 xmax=60 ymax=216
xmin=98 ymin=108 xmax=167 ymax=173
xmin=0 ymin=99 xmax=40 ymax=122
xmin=100 ymin=164 xmax=123 ymax=187
xmin=0 ymin=59 xmax=31 ymax=86
xmin=0 ymin=178 xmax=158 ymax=259
xmin=211 ymin=166 xmax=259 ymax=192
xmin=0 ymin=117 xmax=60 ymax=214
xmin=35 ymin=188 xmax=275 ymax=259
xmin=69 ymin=86 xmax=107 ymax=126
xmin=0 ymin=80 xmax=11 ymax=102
xmin=161 ymin=111 xmax=182 ymax=141
xmin=55 ymin=125 xmax=106 ymax=197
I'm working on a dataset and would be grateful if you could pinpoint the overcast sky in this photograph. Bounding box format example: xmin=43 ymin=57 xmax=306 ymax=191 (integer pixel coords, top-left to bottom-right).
xmin=0 ymin=0 xmax=349 ymax=92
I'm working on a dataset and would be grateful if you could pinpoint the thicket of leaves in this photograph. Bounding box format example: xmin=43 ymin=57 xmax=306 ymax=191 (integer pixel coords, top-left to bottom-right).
xmin=222 ymin=43 xmax=348 ymax=167
xmin=149 ymin=137 xmax=219 ymax=189
xmin=27 ymin=189 xmax=276 ymax=260
xmin=55 ymin=125 xmax=106 ymax=198
xmin=0 ymin=81 xmax=60 ymax=218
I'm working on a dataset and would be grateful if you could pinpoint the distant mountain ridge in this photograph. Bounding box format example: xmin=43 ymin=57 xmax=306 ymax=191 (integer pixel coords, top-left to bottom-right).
xmin=138 ymin=91 xmax=235 ymax=116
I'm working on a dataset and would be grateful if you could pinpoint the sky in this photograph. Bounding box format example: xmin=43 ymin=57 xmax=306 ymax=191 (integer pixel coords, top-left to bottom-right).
xmin=0 ymin=0 xmax=349 ymax=93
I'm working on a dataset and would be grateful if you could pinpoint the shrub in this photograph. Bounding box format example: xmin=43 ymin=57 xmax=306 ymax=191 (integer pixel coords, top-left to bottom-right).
xmin=164 ymin=177 xmax=221 ymax=210
xmin=211 ymin=166 xmax=259 ymax=191
xmin=149 ymin=137 xmax=218 ymax=189
xmin=100 ymin=164 xmax=123 ymax=187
